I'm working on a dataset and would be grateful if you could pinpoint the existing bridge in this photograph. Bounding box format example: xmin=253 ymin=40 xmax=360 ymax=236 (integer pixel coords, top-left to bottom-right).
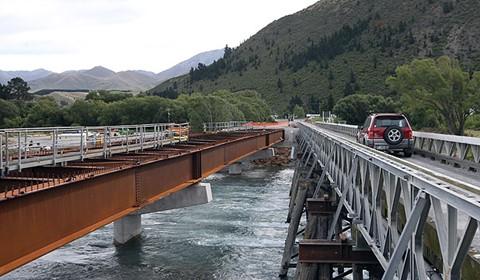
xmin=0 ymin=122 xmax=284 ymax=275
xmin=280 ymin=121 xmax=480 ymax=280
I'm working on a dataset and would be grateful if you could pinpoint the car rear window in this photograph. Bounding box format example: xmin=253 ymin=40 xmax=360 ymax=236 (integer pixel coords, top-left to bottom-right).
xmin=374 ymin=116 xmax=408 ymax=128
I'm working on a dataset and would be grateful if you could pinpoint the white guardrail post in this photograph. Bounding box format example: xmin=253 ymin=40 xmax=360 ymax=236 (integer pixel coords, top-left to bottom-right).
xmin=0 ymin=132 xmax=4 ymax=176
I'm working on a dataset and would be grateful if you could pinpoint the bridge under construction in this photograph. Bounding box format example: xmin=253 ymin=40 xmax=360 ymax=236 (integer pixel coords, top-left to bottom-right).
xmin=0 ymin=122 xmax=284 ymax=275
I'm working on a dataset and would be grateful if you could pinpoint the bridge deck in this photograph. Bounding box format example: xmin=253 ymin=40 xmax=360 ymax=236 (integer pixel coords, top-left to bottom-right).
xmin=316 ymin=124 xmax=480 ymax=188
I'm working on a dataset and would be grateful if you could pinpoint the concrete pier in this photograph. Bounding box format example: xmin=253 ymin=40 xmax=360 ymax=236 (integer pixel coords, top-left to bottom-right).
xmin=136 ymin=182 xmax=212 ymax=214
xmin=245 ymin=147 xmax=275 ymax=161
xmin=227 ymin=147 xmax=277 ymax=175
xmin=113 ymin=182 xmax=212 ymax=244
xmin=114 ymin=214 xmax=142 ymax=245
xmin=228 ymin=163 xmax=243 ymax=175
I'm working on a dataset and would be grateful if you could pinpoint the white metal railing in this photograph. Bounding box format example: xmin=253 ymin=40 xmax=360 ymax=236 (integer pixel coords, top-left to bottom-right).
xmin=298 ymin=121 xmax=480 ymax=279
xmin=315 ymin=122 xmax=359 ymax=138
xmin=413 ymin=131 xmax=480 ymax=166
xmin=0 ymin=123 xmax=190 ymax=174
xmin=202 ymin=121 xmax=251 ymax=132
xmin=315 ymin=121 xmax=480 ymax=169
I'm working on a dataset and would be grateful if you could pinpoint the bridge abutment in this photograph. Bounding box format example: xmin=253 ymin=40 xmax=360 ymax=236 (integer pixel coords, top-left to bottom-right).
xmin=113 ymin=182 xmax=212 ymax=245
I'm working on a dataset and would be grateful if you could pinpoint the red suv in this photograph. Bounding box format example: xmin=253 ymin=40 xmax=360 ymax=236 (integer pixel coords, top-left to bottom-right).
xmin=357 ymin=113 xmax=413 ymax=157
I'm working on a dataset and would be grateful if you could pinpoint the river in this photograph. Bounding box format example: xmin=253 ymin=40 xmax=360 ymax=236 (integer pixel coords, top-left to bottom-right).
xmin=4 ymin=166 xmax=294 ymax=280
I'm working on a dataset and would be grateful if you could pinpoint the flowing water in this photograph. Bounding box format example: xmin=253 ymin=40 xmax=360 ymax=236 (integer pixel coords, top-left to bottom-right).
xmin=4 ymin=166 xmax=294 ymax=280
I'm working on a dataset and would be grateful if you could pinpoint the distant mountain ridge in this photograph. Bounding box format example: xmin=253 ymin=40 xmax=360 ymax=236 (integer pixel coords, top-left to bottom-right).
xmin=1 ymin=49 xmax=224 ymax=91
xmin=28 ymin=66 xmax=160 ymax=91
xmin=0 ymin=69 xmax=52 ymax=83
xmin=156 ymin=49 xmax=224 ymax=83
xmin=150 ymin=0 xmax=480 ymax=113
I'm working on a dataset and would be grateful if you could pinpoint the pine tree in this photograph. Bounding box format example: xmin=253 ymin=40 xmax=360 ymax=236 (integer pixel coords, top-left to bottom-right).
xmin=277 ymin=78 xmax=284 ymax=93
xmin=326 ymin=93 xmax=335 ymax=111
xmin=343 ymin=82 xmax=354 ymax=96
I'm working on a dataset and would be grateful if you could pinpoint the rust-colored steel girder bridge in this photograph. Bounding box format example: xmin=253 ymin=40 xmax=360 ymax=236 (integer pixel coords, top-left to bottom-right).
xmin=0 ymin=126 xmax=284 ymax=275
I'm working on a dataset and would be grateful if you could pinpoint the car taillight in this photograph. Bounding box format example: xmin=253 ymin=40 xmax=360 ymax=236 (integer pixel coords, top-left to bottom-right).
xmin=367 ymin=128 xmax=381 ymax=139
xmin=404 ymin=128 xmax=413 ymax=139
xmin=367 ymin=129 xmax=373 ymax=139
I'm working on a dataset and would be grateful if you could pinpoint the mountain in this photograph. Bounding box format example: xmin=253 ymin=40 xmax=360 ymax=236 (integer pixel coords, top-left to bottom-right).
xmin=18 ymin=49 xmax=223 ymax=91
xmin=0 ymin=69 xmax=52 ymax=83
xmin=155 ymin=49 xmax=224 ymax=83
xmin=83 ymin=66 xmax=116 ymax=78
xmin=29 ymin=66 xmax=159 ymax=91
xmin=133 ymin=70 xmax=157 ymax=78
xmin=150 ymin=0 xmax=480 ymax=113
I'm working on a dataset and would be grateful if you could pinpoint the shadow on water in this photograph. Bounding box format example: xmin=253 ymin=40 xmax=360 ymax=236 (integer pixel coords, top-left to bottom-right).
xmin=3 ymin=167 xmax=295 ymax=280
xmin=114 ymin=236 xmax=146 ymax=267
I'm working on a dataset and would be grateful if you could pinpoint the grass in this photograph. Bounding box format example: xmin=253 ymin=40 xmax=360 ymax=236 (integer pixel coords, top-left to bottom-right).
xmin=465 ymin=129 xmax=480 ymax=137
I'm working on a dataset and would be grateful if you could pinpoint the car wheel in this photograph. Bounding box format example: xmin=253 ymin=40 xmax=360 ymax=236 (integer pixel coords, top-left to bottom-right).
xmin=384 ymin=126 xmax=404 ymax=145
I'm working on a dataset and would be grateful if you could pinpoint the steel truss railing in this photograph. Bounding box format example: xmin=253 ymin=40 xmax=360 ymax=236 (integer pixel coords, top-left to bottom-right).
xmin=413 ymin=131 xmax=480 ymax=170
xmin=202 ymin=121 xmax=250 ymax=132
xmin=0 ymin=123 xmax=190 ymax=174
xmin=316 ymin=121 xmax=480 ymax=171
xmin=316 ymin=122 xmax=359 ymax=138
xmin=298 ymin=121 xmax=480 ymax=279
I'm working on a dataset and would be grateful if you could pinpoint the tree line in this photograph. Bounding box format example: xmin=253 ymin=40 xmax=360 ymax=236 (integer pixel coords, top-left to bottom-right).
xmin=0 ymin=81 xmax=272 ymax=131
xmin=332 ymin=56 xmax=480 ymax=135
xmin=287 ymin=19 xmax=371 ymax=72
xmin=188 ymin=45 xmax=244 ymax=83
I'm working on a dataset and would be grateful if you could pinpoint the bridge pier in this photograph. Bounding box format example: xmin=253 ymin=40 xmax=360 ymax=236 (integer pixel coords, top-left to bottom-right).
xmin=113 ymin=182 xmax=212 ymax=245
xmin=280 ymin=124 xmax=384 ymax=279
xmin=114 ymin=214 xmax=142 ymax=245
xmin=228 ymin=147 xmax=276 ymax=175
xmin=228 ymin=163 xmax=243 ymax=175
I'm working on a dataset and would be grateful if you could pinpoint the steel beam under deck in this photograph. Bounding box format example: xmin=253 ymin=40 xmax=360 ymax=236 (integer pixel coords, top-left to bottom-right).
xmin=299 ymin=240 xmax=378 ymax=265
xmin=0 ymin=129 xmax=284 ymax=276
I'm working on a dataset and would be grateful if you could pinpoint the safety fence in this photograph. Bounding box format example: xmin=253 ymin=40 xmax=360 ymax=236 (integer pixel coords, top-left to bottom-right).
xmin=202 ymin=121 xmax=251 ymax=132
xmin=0 ymin=123 xmax=189 ymax=174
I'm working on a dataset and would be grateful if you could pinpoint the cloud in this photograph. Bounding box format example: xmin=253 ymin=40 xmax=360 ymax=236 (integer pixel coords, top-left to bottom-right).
xmin=0 ymin=0 xmax=318 ymax=72
xmin=0 ymin=39 xmax=74 ymax=55
xmin=0 ymin=15 xmax=49 ymax=35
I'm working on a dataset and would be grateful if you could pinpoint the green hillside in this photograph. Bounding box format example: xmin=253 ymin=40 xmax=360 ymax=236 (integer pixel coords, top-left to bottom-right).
xmin=150 ymin=0 xmax=480 ymax=114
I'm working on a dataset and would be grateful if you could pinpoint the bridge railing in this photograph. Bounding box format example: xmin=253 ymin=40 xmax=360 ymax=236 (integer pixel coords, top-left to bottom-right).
xmin=298 ymin=121 xmax=480 ymax=279
xmin=413 ymin=131 xmax=480 ymax=170
xmin=315 ymin=121 xmax=359 ymax=137
xmin=316 ymin=121 xmax=480 ymax=171
xmin=0 ymin=123 xmax=190 ymax=174
xmin=202 ymin=121 xmax=250 ymax=132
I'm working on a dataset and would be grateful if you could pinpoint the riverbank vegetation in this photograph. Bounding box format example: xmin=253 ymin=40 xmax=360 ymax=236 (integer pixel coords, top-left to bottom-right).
xmin=333 ymin=56 xmax=480 ymax=136
xmin=0 ymin=80 xmax=271 ymax=131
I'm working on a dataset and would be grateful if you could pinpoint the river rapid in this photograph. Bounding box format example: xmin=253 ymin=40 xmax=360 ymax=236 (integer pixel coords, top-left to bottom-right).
xmin=4 ymin=166 xmax=294 ymax=280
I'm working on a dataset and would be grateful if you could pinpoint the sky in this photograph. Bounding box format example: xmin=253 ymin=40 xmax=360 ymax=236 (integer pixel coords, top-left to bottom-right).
xmin=0 ymin=0 xmax=318 ymax=73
